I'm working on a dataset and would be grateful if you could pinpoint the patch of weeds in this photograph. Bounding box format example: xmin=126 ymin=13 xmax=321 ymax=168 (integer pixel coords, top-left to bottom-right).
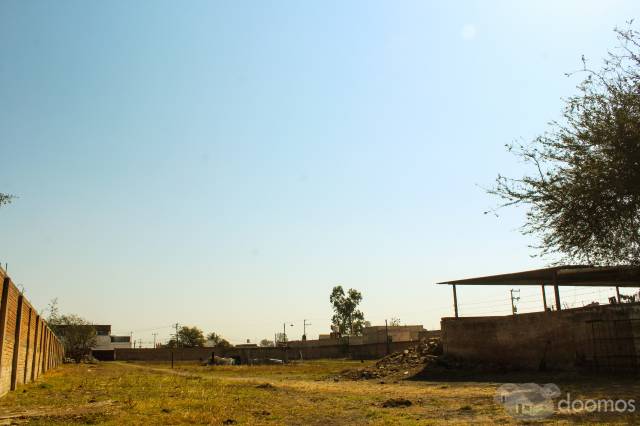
xmin=161 ymin=407 xmax=172 ymax=413
xmin=382 ymin=398 xmax=412 ymax=408
xmin=255 ymin=383 xmax=275 ymax=389
xmin=38 ymin=383 xmax=53 ymax=389
xmin=78 ymin=412 xmax=109 ymax=425
xmin=43 ymin=413 xmax=110 ymax=425
xmin=459 ymin=405 xmax=473 ymax=411
xmin=222 ymin=419 xmax=237 ymax=425
xmin=123 ymin=395 xmax=137 ymax=409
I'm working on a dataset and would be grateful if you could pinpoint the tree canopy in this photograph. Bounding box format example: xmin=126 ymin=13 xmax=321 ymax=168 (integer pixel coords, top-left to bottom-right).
xmin=206 ymin=332 xmax=232 ymax=348
xmin=47 ymin=299 xmax=97 ymax=362
xmin=0 ymin=193 xmax=14 ymax=208
xmin=171 ymin=326 xmax=205 ymax=348
xmin=330 ymin=285 xmax=365 ymax=336
xmin=490 ymin=24 xmax=640 ymax=265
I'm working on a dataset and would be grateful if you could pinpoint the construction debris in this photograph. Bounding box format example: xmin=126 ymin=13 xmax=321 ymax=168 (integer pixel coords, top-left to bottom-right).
xmin=341 ymin=337 xmax=521 ymax=381
xmin=341 ymin=338 xmax=443 ymax=381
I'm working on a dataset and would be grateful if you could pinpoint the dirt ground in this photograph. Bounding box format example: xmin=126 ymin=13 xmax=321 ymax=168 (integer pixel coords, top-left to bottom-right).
xmin=0 ymin=360 xmax=638 ymax=425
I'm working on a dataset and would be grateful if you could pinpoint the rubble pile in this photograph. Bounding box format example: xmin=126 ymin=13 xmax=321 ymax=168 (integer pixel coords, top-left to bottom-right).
xmin=342 ymin=338 xmax=443 ymax=381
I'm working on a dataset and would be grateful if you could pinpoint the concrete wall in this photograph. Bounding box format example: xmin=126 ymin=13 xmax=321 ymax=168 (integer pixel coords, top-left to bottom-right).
xmin=442 ymin=302 xmax=640 ymax=372
xmin=361 ymin=325 xmax=425 ymax=344
xmin=0 ymin=268 xmax=64 ymax=397
xmin=113 ymin=346 xmax=341 ymax=363
xmin=110 ymin=341 xmax=417 ymax=363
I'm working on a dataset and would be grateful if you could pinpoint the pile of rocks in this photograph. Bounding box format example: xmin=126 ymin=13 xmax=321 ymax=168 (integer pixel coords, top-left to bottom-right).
xmin=342 ymin=338 xmax=443 ymax=381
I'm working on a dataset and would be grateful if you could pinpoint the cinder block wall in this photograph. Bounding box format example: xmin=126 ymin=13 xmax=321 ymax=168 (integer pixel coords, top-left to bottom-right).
xmin=112 ymin=341 xmax=418 ymax=363
xmin=0 ymin=267 xmax=64 ymax=397
xmin=442 ymin=303 xmax=640 ymax=372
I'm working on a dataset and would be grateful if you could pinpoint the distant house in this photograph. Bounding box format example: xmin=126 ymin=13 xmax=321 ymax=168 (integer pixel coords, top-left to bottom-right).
xmin=91 ymin=325 xmax=131 ymax=350
xmin=54 ymin=324 xmax=131 ymax=351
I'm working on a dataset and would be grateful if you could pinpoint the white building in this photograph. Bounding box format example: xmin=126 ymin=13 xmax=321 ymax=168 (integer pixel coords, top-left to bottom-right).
xmin=92 ymin=325 xmax=131 ymax=350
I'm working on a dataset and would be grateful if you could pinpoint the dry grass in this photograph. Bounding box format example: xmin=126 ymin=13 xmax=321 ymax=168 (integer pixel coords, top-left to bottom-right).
xmin=0 ymin=360 xmax=638 ymax=425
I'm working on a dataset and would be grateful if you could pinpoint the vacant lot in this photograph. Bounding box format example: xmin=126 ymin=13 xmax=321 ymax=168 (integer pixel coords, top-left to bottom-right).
xmin=0 ymin=360 xmax=638 ymax=425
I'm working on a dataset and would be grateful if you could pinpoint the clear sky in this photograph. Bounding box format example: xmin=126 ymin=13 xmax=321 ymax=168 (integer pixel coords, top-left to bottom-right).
xmin=1 ymin=1 xmax=639 ymax=346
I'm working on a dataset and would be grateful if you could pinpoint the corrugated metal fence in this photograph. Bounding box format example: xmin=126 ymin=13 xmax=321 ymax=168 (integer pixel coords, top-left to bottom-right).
xmin=0 ymin=267 xmax=64 ymax=397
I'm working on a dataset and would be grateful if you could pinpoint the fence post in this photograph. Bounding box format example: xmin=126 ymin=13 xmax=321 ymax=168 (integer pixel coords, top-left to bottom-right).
xmin=37 ymin=319 xmax=44 ymax=378
xmin=23 ymin=306 xmax=32 ymax=384
xmin=10 ymin=294 xmax=23 ymax=390
xmin=48 ymin=330 xmax=52 ymax=370
xmin=30 ymin=316 xmax=40 ymax=381
xmin=0 ymin=278 xmax=10 ymax=394
xmin=41 ymin=328 xmax=48 ymax=373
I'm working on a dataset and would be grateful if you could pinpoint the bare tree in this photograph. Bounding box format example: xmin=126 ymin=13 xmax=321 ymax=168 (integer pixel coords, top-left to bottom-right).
xmin=389 ymin=317 xmax=401 ymax=327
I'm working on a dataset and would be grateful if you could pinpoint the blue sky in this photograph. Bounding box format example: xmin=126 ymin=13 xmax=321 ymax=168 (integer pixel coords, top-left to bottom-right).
xmin=1 ymin=1 xmax=638 ymax=345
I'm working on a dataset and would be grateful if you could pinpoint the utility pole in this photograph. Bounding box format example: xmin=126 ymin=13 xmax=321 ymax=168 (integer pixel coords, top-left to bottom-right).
xmin=152 ymin=333 xmax=157 ymax=348
xmin=174 ymin=323 xmax=180 ymax=348
xmin=385 ymin=319 xmax=390 ymax=355
xmin=303 ymin=319 xmax=311 ymax=341
xmin=510 ymin=289 xmax=520 ymax=315
xmin=282 ymin=323 xmax=293 ymax=343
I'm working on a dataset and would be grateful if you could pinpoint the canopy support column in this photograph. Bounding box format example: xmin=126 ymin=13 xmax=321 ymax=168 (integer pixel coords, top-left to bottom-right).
xmin=616 ymin=286 xmax=621 ymax=303
xmin=553 ymin=271 xmax=561 ymax=311
xmin=541 ymin=285 xmax=547 ymax=311
xmin=452 ymin=284 xmax=459 ymax=318
xmin=554 ymin=286 xmax=561 ymax=310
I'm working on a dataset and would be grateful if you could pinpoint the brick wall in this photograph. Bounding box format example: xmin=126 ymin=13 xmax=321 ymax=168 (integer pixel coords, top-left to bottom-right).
xmin=0 ymin=268 xmax=64 ymax=397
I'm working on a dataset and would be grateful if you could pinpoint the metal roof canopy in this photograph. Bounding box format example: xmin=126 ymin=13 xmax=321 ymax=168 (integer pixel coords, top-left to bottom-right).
xmin=437 ymin=265 xmax=640 ymax=318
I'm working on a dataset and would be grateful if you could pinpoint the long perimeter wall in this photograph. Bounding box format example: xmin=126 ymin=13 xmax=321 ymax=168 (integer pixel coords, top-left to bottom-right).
xmin=109 ymin=341 xmax=417 ymax=363
xmin=0 ymin=267 xmax=64 ymax=397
